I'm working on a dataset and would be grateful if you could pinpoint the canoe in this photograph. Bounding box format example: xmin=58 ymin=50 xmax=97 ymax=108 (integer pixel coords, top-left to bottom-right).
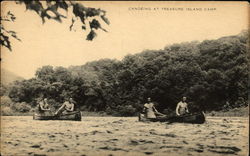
xmin=33 ymin=111 xmax=82 ymax=121
xmin=138 ymin=113 xmax=171 ymax=122
xmin=138 ymin=112 xmax=206 ymax=124
xmin=167 ymin=112 xmax=206 ymax=124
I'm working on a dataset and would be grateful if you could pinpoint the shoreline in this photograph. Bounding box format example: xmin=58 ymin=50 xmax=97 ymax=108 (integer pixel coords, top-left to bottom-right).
xmin=205 ymin=106 xmax=249 ymax=117
xmin=1 ymin=113 xmax=248 ymax=118
xmin=1 ymin=106 xmax=248 ymax=117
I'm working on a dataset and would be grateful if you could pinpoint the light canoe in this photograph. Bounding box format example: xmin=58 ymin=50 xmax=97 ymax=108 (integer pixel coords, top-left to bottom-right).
xmin=33 ymin=111 xmax=82 ymax=121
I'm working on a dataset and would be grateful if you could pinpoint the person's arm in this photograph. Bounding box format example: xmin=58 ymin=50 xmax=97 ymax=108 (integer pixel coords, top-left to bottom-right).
xmin=142 ymin=104 xmax=147 ymax=113
xmin=70 ymin=104 xmax=74 ymax=111
xmin=153 ymin=106 xmax=166 ymax=116
xmin=176 ymin=103 xmax=180 ymax=116
xmin=39 ymin=103 xmax=46 ymax=111
xmin=152 ymin=105 xmax=159 ymax=113
xmin=55 ymin=103 xmax=65 ymax=114
xmin=43 ymin=104 xmax=50 ymax=111
xmin=186 ymin=104 xmax=189 ymax=113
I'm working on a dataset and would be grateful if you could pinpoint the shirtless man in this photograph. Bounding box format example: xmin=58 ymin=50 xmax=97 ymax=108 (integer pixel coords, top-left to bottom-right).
xmin=176 ymin=97 xmax=189 ymax=116
xmin=55 ymin=98 xmax=75 ymax=115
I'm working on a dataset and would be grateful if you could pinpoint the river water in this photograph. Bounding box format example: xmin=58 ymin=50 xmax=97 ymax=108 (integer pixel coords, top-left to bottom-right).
xmin=1 ymin=116 xmax=248 ymax=156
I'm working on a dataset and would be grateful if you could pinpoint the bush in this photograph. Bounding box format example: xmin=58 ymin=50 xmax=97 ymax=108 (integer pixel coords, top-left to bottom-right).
xmin=1 ymin=96 xmax=14 ymax=107
xmin=163 ymin=108 xmax=175 ymax=116
xmin=105 ymin=106 xmax=113 ymax=115
xmin=105 ymin=105 xmax=137 ymax=116
xmin=115 ymin=105 xmax=137 ymax=116
xmin=234 ymin=97 xmax=247 ymax=107
xmin=0 ymin=85 xmax=8 ymax=96
xmin=12 ymin=102 xmax=32 ymax=113
xmin=1 ymin=106 xmax=14 ymax=115
xmin=1 ymin=96 xmax=33 ymax=115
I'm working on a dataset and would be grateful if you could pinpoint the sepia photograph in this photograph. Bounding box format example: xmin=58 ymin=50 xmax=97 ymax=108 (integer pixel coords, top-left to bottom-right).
xmin=1 ymin=1 xmax=249 ymax=156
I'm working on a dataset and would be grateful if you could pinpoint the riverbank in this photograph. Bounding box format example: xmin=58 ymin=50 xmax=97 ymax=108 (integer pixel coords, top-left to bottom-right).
xmin=1 ymin=110 xmax=111 ymax=117
xmin=81 ymin=111 xmax=111 ymax=117
xmin=1 ymin=106 xmax=248 ymax=117
xmin=206 ymin=106 xmax=249 ymax=117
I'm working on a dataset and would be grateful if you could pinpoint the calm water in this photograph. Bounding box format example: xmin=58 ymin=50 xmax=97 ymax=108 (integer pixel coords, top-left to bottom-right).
xmin=1 ymin=116 xmax=249 ymax=156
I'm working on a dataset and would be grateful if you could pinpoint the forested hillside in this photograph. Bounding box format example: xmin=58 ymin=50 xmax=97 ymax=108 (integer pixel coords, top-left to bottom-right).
xmin=2 ymin=31 xmax=249 ymax=116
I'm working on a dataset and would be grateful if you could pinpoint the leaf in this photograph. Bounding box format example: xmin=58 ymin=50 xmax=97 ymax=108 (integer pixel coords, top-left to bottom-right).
xmin=8 ymin=31 xmax=16 ymax=34
xmin=0 ymin=26 xmax=21 ymax=42
xmin=69 ymin=18 xmax=75 ymax=31
xmin=0 ymin=33 xmax=12 ymax=51
xmin=72 ymin=3 xmax=86 ymax=24
xmin=89 ymin=19 xmax=107 ymax=32
xmin=15 ymin=0 xmax=23 ymax=5
xmin=7 ymin=11 xmax=16 ymax=21
xmin=24 ymin=0 xmax=44 ymax=15
xmin=86 ymin=30 xmax=97 ymax=41
xmin=41 ymin=10 xmax=51 ymax=23
xmin=89 ymin=19 xmax=101 ymax=30
xmin=82 ymin=25 xmax=86 ymax=30
xmin=56 ymin=0 xmax=68 ymax=11
xmin=86 ymin=8 xmax=100 ymax=17
xmin=41 ymin=3 xmax=67 ymax=23
xmin=1 ymin=12 xmax=16 ymax=22
xmin=10 ymin=33 xmax=21 ymax=41
xmin=101 ymin=15 xmax=110 ymax=25
xmin=10 ymin=16 xmax=16 ymax=22
xmin=0 ymin=18 xmax=10 ymax=22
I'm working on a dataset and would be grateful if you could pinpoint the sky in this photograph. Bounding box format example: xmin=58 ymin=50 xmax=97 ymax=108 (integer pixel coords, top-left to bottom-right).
xmin=1 ymin=1 xmax=249 ymax=79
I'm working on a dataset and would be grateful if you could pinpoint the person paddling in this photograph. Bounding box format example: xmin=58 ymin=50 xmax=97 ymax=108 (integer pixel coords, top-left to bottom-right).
xmin=176 ymin=97 xmax=189 ymax=116
xmin=143 ymin=97 xmax=165 ymax=119
xmin=55 ymin=98 xmax=75 ymax=115
xmin=38 ymin=98 xmax=50 ymax=114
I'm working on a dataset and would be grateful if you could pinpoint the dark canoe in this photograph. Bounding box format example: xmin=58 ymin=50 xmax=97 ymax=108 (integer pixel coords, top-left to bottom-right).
xmin=33 ymin=111 xmax=82 ymax=121
xmin=138 ymin=112 xmax=206 ymax=124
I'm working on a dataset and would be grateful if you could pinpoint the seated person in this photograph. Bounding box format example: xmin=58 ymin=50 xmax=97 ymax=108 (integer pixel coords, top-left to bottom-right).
xmin=142 ymin=97 xmax=165 ymax=119
xmin=38 ymin=98 xmax=50 ymax=114
xmin=176 ymin=96 xmax=189 ymax=116
xmin=55 ymin=98 xmax=75 ymax=115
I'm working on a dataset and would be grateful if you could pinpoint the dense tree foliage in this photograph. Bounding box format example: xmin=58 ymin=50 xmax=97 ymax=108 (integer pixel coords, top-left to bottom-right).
xmin=6 ymin=31 xmax=249 ymax=116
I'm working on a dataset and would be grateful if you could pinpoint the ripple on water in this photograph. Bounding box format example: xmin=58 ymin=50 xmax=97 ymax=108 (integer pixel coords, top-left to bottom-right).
xmin=207 ymin=145 xmax=241 ymax=154
xmin=99 ymin=146 xmax=128 ymax=152
xmin=160 ymin=145 xmax=183 ymax=149
xmin=30 ymin=144 xmax=41 ymax=148
xmin=1 ymin=116 xmax=248 ymax=156
xmin=149 ymin=131 xmax=177 ymax=138
xmin=129 ymin=139 xmax=154 ymax=146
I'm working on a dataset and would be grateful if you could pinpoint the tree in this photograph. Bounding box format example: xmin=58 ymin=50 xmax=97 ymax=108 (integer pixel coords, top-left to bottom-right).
xmin=7 ymin=31 xmax=249 ymax=116
xmin=1 ymin=0 xmax=110 ymax=51
xmin=0 ymin=11 xmax=21 ymax=51
xmin=0 ymin=83 xmax=8 ymax=96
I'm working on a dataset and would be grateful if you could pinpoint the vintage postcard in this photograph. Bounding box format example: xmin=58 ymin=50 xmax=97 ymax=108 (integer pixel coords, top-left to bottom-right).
xmin=1 ymin=1 xmax=249 ymax=156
